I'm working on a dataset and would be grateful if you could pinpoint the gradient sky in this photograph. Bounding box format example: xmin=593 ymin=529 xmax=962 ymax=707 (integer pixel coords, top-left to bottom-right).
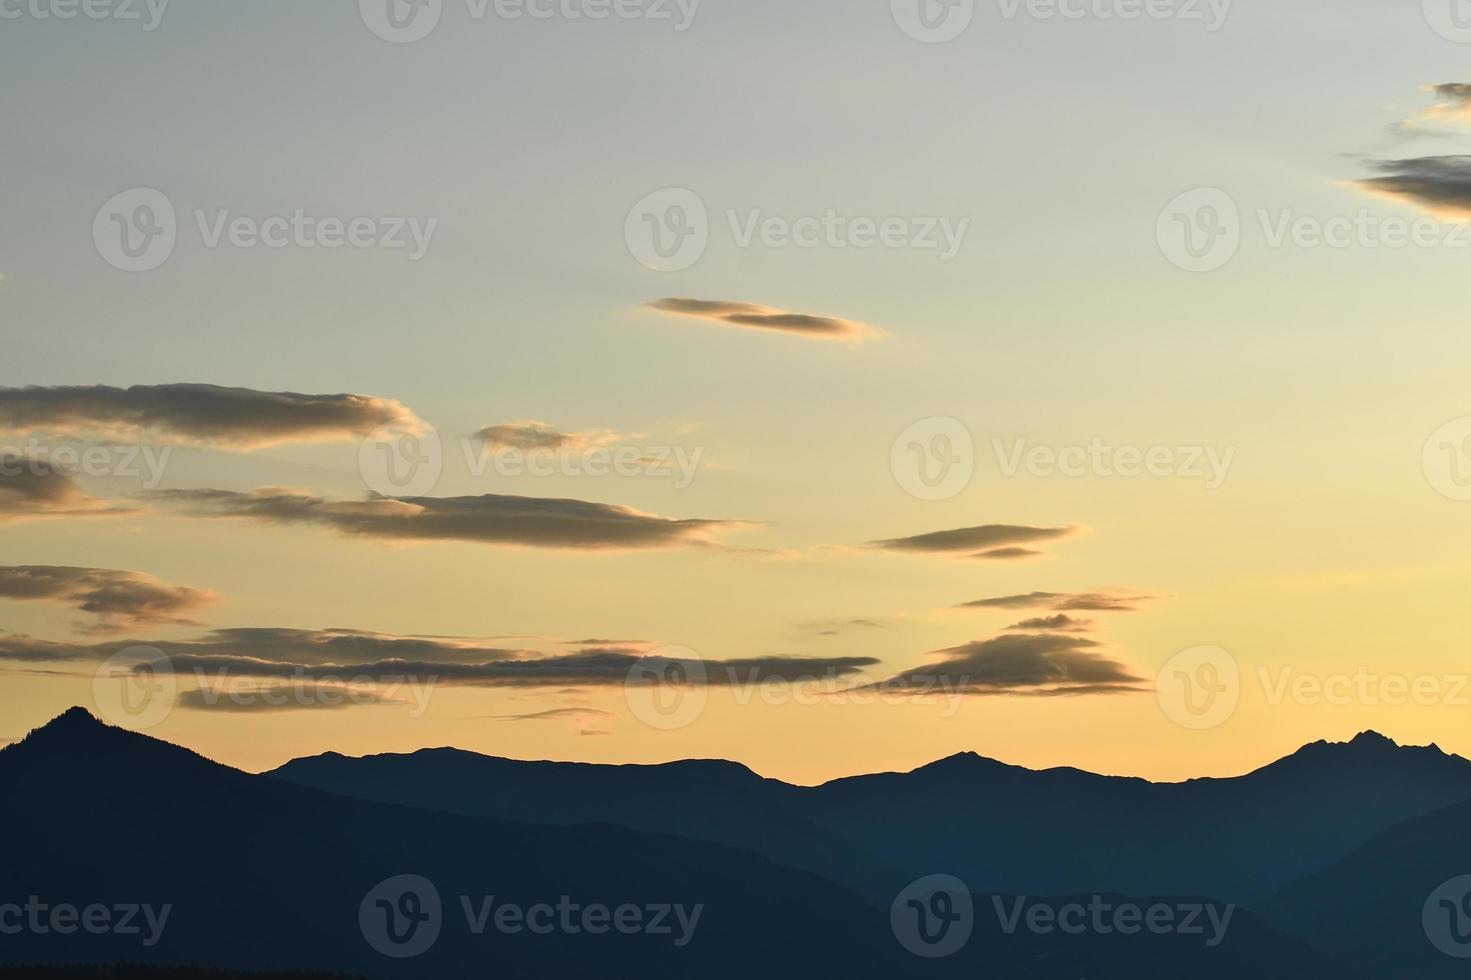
xmin=5 ymin=0 xmax=1471 ymax=783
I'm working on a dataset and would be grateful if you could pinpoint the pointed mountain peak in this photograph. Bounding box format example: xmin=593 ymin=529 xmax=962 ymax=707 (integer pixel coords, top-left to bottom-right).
xmin=30 ymin=706 xmax=109 ymax=737
xmin=1347 ymin=730 xmax=1398 ymax=748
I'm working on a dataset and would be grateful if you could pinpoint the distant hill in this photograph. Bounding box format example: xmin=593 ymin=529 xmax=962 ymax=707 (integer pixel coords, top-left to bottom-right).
xmin=798 ymin=730 xmax=1471 ymax=902
xmin=275 ymin=730 xmax=1471 ymax=904
xmin=1267 ymin=792 xmax=1471 ymax=979
xmin=269 ymin=747 xmax=907 ymax=902
xmin=1 ymin=709 xmax=1359 ymax=979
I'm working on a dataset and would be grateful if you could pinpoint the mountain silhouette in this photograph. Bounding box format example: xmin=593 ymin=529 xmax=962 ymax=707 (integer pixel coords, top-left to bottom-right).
xmin=2 ymin=709 xmax=1357 ymax=979
xmin=275 ymin=729 xmax=1471 ymax=904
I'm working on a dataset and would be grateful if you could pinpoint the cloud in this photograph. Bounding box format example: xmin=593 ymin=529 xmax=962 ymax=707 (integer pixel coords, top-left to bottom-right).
xmin=0 ymin=384 xmax=421 ymax=449
xmin=882 ymin=633 xmax=1147 ymax=696
xmin=0 ymin=457 xmax=133 ymax=523
xmin=494 ymin=707 xmax=616 ymax=727
xmin=143 ymin=487 xmax=747 ymax=551
xmin=0 ymin=628 xmax=879 ymax=690
xmin=0 ymin=566 xmax=217 ymax=634
xmin=871 ymin=524 xmax=1078 ymax=558
xmin=1007 ymin=614 xmax=1094 ymax=632
xmin=647 ymin=298 xmax=880 ymax=343
xmin=802 ymin=618 xmax=888 ymax=637
xmin=473 ymin=420 xmax=626 ymax=454
xmin=1393 ymin=83 xmax=1471 ymax=137
xmin=957 ymin=590 xmax=1155 ymax=613
xmin=971 ymin=547 xmax=1045 ymax=561
xmin=1352 ymin=156 xmax=1471 ymax=219
xmin=177 ymin=685 xmax=406 ymax=712
xmin=0 ymin=627 xmax=523 ymax=666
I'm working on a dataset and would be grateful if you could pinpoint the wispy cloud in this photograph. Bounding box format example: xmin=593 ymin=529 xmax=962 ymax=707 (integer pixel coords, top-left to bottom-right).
xmin=0 ymin=384 xmax=422 ymax=449
xmin=871 ymin=524 xmax=1079 ymax=559
xmin=957 ymin=590 xmax=1156 ymax=612
xmin=647 ymin=298 xmax=880 ymax=343
xmin=144 ymin=487 xmax=749 ymax=551
xmin=0 ymin=566 xmax=217 ymax=634
xmin=1007 ymin=614 xmax=1094 ymax=632
xmin=472 ymin=420 xmax=626 ymax=454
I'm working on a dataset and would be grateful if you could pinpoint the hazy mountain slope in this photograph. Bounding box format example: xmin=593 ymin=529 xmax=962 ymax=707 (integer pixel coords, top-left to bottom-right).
xmin=270 ymin=747 xmax=905 ymax=902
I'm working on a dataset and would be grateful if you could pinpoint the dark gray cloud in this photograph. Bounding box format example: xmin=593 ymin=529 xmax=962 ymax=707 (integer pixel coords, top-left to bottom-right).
xmin=0 ymin=566 xmax=217 ymax=634
xmin=647 ymin=298 xmax=878 ymax=342
xmin=883 ymin=633 xmax=1147 ymax=696
xmin=1008 ymin=614 xmax=1094 ymax=632
xmin=143 ymin=487 xmax=746 ymax=550
xmin=958 ymin=590 xmax=1155 ymax=612
xmin=1354 ymin=156 xmax=1471 ymax=217
xmin=871 ymin=524 xmax=1077 ymax=557
xmin=0 ymin=627 xmax=521 ymax=665
xmin=0 ymin=457 xmax=132 ymax=522
xmin=0 ymin=628 xmax=878 ymax=689
xmin=0 ymin=384 xmax=420 ymax=449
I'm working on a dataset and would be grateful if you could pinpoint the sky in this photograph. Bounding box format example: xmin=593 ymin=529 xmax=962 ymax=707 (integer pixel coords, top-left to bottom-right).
xmin=5 ymin=0 xmax=1471 ymax=784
